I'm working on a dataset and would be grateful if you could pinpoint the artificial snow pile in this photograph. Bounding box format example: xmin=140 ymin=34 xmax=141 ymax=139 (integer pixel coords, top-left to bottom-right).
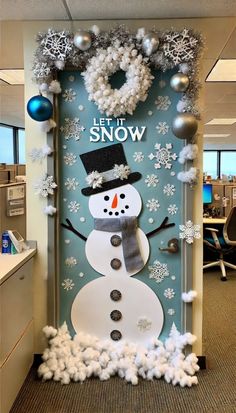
xmin=38 ymin=323 xmax=199 ymax=387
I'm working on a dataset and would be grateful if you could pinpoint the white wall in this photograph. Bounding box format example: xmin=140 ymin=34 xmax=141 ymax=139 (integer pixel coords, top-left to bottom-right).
xmin=22 ymin=17 xmax=225 ymax=354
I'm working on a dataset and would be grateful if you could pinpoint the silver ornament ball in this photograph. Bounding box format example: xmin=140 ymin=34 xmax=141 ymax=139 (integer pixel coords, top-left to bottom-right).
xmin=73 ymin=31 xmax=92 ymax=51
xmin=142 ymin=32 xmax=159 ymax=56
xmin=170 ymin=73 xmax=190 ymax=92
xmin=172 ymin=113 xmax=198 ymax=140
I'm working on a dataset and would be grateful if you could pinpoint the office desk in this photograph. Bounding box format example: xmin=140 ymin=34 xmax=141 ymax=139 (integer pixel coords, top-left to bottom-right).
xmin=203 ymin=217 xmax=227 ymax=225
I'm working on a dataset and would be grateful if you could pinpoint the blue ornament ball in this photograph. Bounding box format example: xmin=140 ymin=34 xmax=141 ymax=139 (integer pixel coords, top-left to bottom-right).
xmin=27 ymin=95 xmax=53 ymax=121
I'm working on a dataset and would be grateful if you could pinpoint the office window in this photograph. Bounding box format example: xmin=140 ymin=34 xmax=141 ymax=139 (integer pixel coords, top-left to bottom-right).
xmin=0 ymin=125 xmax=14 ymax=163
xmin=18 ymin=129 xmax=26 ymax=164
xmin=220 ymin=152 xmax=236 ymax=177
xmin=203 ymin=151 xmax=218 ymax=179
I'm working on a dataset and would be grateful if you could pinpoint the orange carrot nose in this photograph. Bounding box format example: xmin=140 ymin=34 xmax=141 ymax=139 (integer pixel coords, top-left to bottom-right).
xmin=111 ymin=193 xmax=118 ymax=209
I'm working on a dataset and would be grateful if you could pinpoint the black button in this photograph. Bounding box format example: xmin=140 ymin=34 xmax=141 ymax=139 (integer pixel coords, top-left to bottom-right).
xmin=110 ymin=258 xmax=122 ymax=270
xmin=110 ymin=310 xmax=122 ymax=321
xmin=110 ymin=235 xmax=122 ymax=247
xmin=110 ymin=290 xmax=122 ymax=301
xmin=110 ymin=330 xmax=122 ymax=341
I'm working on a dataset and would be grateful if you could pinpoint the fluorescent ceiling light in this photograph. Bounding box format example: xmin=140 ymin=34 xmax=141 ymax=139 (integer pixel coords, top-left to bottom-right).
xmin=203 ymin=134 xmax=230 ymax=138
xmin=0 ymin=69 xmax=24 ymax=85
xmin=206 ymin=59 xmax=236 ymax=82
xmin=205 ymin=118 xmax=236 ymax=125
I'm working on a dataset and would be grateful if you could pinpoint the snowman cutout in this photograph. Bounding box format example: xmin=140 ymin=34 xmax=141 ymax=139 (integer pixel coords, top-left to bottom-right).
xmin=62 ymin=143 xmax=175 ymax=345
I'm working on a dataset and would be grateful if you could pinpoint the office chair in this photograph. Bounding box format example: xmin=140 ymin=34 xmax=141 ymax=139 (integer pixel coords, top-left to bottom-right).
xmin=203 ymin=206 xmax=236 ymax=281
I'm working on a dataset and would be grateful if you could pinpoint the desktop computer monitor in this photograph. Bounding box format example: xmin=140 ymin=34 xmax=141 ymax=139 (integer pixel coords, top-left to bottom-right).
xmin=203 ymin=183 xmax=213 ymax=204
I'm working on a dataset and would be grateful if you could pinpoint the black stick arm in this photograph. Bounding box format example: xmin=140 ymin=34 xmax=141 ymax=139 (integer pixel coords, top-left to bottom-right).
xmin=146 ymin=217 xmax=175 ymax=238
xmin=61 ymin=218 xmax=87 ymax=242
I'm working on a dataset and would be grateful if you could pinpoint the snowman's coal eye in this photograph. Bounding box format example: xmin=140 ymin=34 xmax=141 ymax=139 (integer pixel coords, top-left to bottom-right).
xmin=104 ymin=195 xmax=109 ymax=201
xmin=120 ymin=194 xmax=125 ymax=199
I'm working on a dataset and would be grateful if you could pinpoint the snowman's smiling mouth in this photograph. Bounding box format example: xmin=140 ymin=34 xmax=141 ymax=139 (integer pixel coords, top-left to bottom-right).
xmin=103 ymin=193 xmax=130 ymax=216
xmin=103 ymin=205 xmax=129 ymax=216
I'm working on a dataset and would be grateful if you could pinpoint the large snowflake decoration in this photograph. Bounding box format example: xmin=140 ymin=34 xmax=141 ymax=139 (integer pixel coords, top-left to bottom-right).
xmin=149 ymin=143 xmax=177 ymax=169
xmin=146 ymin=198 xmax=160 ymax=212
xmin=145 ymin=174 xmax=159 ymax=188
xmin=64 ymin=177 xmax=79 ymax=191
xmin=164 ymin=288 xmax=175 ymax=300
xmin=163 ymin=184 xmax=176 ymax=196
xmin=65 ymin=257 xmax=78 ymax=267
xmin=33 ymin=62 xmax=51 ymax=79
xmin=61 ymin=278 xmax=75 ymax=291
xmin=167 ymin=204 xmax=178 ymax=215
xmin=34 ymin=174 xmax=57 ymax=198
xmin=148 ymin=260 xmax=169 ymax=283
xmin=68 ymin=201 xmax=80 ymax=213
xmin=156 ymin=122 xmax=169 ymax=135
xmin=163 ymin=29 xmax=198 ymax=65
xmin=137 ymin=316 xmax=152 ymax=332
xmin=133 ymin=151 xmax=144 ymax=163
xmin=41 ymin=29 xmax=73 ymax=61
xmin=60 ymin=118 xmax=85 ymax=141
xmin=155 ymin=96 xmax=171 ymax=111
xmin=62 ymin=88 xmax=76 ymax=102
xmin=64 ymin=152 xmax=77 ymax=166
xmin=179 ymin=220 xmax=201 ymax=244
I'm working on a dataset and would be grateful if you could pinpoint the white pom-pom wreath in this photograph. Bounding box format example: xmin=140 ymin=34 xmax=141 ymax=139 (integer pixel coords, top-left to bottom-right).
xmin=177 ymin=167 xmax=198 ymax=184
xmin=39 ymin=119 xmax=57 ymax=133
xmin=49 ymin=80 xmax=62 ymax=94
xmin=178 ymin=63 xmax=190 ymax=74
xmin=136 ymin=27 xmax=146 ymax=40
xmin=182 ymin=290 xmax=198 ymax=303
xmin=178 ymin=144 xmax=198 ymax=164
xmin=38 ymin=323 xmax=199 ymax=387
xmin=55 ymin=60 xmax=65 ymax=70
xmin=90 ymin=25 xmax=100 ymax=36
xmin=82 ymin=42 xmax=153 ymax=117
xmin=43 ymin=205 xmax=57 ymax=216
xmin=39 ymin=83 xmax=49 ymax=93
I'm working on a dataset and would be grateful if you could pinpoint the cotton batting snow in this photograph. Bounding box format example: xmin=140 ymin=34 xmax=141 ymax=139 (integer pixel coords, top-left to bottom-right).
xmin=177 ymin=167 xmax=198 ymax=184
xmin=178 ymin=144 xmax=198 ymax=164
xmin=38 ymin=323 xmax=199 ymax=387
xmin=182 ymin=290 xmax=198 ymax=303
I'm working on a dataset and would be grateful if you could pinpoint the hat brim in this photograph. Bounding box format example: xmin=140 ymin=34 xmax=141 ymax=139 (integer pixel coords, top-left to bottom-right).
xmin=81 ymin=172 xmax=142 ymax=196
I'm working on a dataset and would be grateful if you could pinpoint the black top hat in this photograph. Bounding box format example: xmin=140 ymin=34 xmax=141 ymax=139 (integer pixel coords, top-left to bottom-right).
xmin=80 ymin=143 xmax=142 ymax=196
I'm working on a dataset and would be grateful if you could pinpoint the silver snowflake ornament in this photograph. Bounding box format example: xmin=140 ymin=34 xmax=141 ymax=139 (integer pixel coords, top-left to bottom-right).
xmin=148 ymin=260 xmax=169 ymax=283
xmin=163 ymin=29 xmax=198 ymax=65
xmin=41 ymin=29 xmax=73 ymax=61
xmin=64 ymin=177 xmax=79 ymax=191
xmin=34 ymin=174 xmax=57 ymax=198
xmin=164 ymin=288 xmax=175 ymax=299
xmin=149 ymin=143 xmax=177 ymax=170
xmin=156 ymin=122 xmax=169 ymax=135
xmin=155 ymin=95 xmax=171 ymax=111
xmin=137 ymin=316 xmax=152 ymax=332
xmin=179 ymin=220 xmax=201 ymax=244
xmin=163 ymin=184 xmax=176 ymax=196
xmin=62 ymin=88 xmax=76 ymax=102
xmin=146 ymin=198 xmax=160 ymax=212
xmin=62 ymin=278 xmax=75 ymax=291
xmin=60 ymin=118 xmax=85 ymax=141
xmin=145 ymin=174 xmax=159 ymax=188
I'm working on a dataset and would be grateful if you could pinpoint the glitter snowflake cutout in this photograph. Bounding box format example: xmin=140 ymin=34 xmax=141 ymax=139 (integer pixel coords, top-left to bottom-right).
xmin=145 ymin=174 xmax=159 ymax=188
xmin=68 ymin=201 xmax=80 ymax=213
xmin=163 ymin=29 xmax=198 ymax=65
xmin=146 ymin=198 xmax=160 ymax=212
xmin=65 ymin=257 xmax=78 ymax=267
xmin=179 ymin=220 xmax=201 ymax=244
xmin=64 ymin=152 xmax=77 ymax=166
xmin=62 ymin=278 xmax=75 ymax=291
xmin=167 ymin=204 xmax=178 ymax=215
xmin=137 ymin=316 xmax=152 ymax=332
xmin=164 ymin=288 xmax=175 ymax=299
xmin=148 ymin=260 xmax=169 ymax=283
xmin=155 ymin=96 xmax=171 ymax=111
xmin=163 ymin=184 xmax=176 ymax=196
xmin=149 ymin=143 xmax=177 ymax=169
xmin=41 ymin=29 xmax=73 ymax=61
xmin=156 ymin=122 xmax=169 ymax=135
xmin=34 ymin=174 xmax=57 ymax=198
xmin=60 ymin=118 xmax=85 ymax=141
xmin=62 ymin=88 xmax=76 ymax=102
xmin=133 ymin=152 xmax=144 ymax=163
xmin=64 ymin=178 xmax=79 ymax=191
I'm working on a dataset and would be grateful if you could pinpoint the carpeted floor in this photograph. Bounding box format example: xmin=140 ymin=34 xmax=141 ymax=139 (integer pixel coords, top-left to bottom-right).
xmin=10 ymin=271 xmax=236 ymax=413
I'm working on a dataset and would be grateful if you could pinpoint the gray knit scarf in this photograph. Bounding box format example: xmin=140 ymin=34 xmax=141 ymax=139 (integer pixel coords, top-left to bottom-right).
xmin=94 ymin=216 xmax=144 ymax=273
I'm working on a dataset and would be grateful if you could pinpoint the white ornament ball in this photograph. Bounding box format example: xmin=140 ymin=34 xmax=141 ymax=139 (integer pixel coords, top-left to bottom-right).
xmin=74 ymin=31 xmax=92 ymax=51
xmin=55 ymin=60 xmax=65 ymax=70
xmin=179 ymin=63 xmax=190 ymax=74
xmin=142 ymin=32 xmax=159 ymax=56
xmin=172 ymin=113 xmax=198 ymax=140
xmin=170 ymin=73 xmax=190 ymax=92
